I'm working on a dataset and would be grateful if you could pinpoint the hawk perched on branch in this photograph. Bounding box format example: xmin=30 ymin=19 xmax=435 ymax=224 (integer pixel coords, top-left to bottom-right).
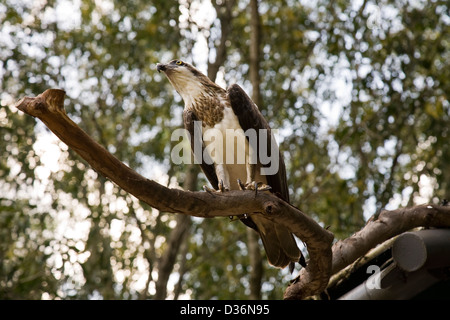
xmin=157 ymin=59 xmax=303 ymax=269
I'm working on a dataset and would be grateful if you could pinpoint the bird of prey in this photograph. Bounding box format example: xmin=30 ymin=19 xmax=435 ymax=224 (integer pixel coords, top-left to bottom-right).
xmin=157 ymin=59 xmax=303 ymax=269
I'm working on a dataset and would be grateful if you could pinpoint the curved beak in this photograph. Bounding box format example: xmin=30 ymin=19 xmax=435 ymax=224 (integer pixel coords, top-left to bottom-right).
xmin=156 ymin=63 xmax=166 ymax=73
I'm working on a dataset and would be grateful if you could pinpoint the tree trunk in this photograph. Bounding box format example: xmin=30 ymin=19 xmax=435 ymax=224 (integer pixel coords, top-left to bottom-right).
xmin=153 ymin=165 xmax=197 ymax=299
xmin=208 ymin=0 xmax=235 ymax=81
xmin=247 ymin=0 xmax=263 ymax=300
xmin=247 ymin=228 xmax=263 ymax=299
xmin=249 ymin=0 xmax=262 ymax=109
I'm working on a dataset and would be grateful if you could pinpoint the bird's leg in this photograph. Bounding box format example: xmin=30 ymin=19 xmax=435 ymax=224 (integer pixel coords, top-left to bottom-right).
xmin=216 ymin=164 xmax=230 ymax=191
xmin=203 ymin=164 xmax=230 ymax=193
xmin=246 ymin=162 xmax=256 ymax=186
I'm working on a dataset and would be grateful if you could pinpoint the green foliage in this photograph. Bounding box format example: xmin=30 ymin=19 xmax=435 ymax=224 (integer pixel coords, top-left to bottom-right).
xmin=0 ymin=0 xmax=448 ymax=299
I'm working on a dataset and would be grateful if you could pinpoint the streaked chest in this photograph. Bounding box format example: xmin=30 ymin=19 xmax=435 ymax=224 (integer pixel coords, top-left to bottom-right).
xmin=188 ymin=92 xmax=227 ymax=128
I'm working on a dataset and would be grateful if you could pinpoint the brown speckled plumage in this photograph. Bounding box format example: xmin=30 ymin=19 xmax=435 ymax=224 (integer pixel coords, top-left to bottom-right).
xmin=189 ymin=90 xmax=228 ymax=127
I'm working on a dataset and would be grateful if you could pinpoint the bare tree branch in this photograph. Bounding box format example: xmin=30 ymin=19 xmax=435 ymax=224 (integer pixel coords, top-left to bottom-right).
xmin=331 ymin=204 xmax=450 ymax=275
xmin=15 ymin=88 xmax=334 ymax=299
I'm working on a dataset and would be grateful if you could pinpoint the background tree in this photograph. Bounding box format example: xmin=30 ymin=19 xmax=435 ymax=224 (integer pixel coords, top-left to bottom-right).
xmin=1 ymin=0 xmax=448 ymax=299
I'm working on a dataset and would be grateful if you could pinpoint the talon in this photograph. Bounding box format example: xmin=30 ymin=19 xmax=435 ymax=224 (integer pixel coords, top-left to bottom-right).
xmin=204 ymin=181 xmax=231 ymax=194
xmin=244 ymin=181 xmax=272 ymax=194
xmin=218 ymin=180 xmax=229 ymax=192
xmin=237 ymin=179 xmax=246 ymax=191
xmin=203 ymin=185 xmax=215 ymax=195
xmin=244 ymin=181 xmax=255 ymax=190
xmin=257 ymin=184 xmax=271 ymax=191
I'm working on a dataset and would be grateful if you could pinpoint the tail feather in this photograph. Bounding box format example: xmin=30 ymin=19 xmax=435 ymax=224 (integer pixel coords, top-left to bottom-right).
xmin=251 ymin=215 xmax=301 ymax=269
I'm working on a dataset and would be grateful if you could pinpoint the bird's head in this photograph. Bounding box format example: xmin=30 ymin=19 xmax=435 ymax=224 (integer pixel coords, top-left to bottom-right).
xmin=157 ymin=59 xmax=221 ymax=104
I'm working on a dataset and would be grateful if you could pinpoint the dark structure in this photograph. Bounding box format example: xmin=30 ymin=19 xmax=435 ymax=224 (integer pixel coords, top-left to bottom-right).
xmin=325 ymin=228 xmax=450 ymax=300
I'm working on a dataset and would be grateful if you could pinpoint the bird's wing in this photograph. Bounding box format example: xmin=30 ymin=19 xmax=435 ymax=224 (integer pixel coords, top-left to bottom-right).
xmin=183 ymin=110 xmax=219 ymax=189
xmin=227 ymin=83 xmax=290 ymax=202
xmin=227 ymin=84 xmax=302 ymax=269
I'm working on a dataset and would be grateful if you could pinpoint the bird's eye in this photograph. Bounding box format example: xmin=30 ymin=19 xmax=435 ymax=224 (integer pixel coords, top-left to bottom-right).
xmin=176 ymin=60 xmax=183 ymax=65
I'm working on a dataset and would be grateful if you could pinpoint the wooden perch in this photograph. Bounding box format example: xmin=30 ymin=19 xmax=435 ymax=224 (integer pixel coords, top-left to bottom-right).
xmin=15 ymin=89 xmax=334 ymax=299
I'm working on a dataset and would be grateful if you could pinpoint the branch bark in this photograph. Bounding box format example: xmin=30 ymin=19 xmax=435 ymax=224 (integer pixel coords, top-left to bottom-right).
xmin=15 ymin=88 xmax=334 ymax=299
